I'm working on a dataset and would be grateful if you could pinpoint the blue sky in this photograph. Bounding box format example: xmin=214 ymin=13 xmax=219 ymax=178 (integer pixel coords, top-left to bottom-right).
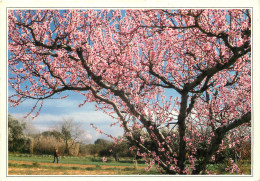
xmin=8 ymin=84 xmax=179 ymax=143
xmin=8 ymin=88 xmax=124 ymax=143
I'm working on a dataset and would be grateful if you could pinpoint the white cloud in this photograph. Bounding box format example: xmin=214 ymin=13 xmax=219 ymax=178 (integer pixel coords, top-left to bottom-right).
xmin=11 ymin=110 xmax=122 ymax=143
xmin=35 ymin=111 xmax=112 ymax=123
xmin=85 ymin=133 xmax=93 ymax=140
xmin=11 ymin=111 xmax=115 ymax=129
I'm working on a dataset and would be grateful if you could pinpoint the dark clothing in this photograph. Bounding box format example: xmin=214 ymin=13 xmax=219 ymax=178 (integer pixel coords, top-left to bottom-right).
xmin=53 ymin=156 xmax=59 ymax=163
xmin=53 ymin=150 xmax=59 ymax=163
xmin=113 ymin=153 xmax=119 ymax=162
xmin=54 ymin=150 xmax=59 ymax=157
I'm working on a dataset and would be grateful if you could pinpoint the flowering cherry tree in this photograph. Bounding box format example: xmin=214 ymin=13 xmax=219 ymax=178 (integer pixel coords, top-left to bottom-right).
xmin=8 ymin=9 xmax=251 ymax=174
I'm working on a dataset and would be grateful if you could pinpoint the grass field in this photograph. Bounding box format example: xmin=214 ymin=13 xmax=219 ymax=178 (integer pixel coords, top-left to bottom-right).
xmin=8 ymin=153 xmax=251 ymax=175
xmin=8 ymin=153 xmax=157 ymax=175
xmin=9 ymin=154 xmax=147 ymax=167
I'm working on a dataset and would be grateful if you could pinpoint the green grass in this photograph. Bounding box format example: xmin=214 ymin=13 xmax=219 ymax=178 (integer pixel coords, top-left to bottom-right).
xmin=8 ymin=161 xmax=159 ymax=175
xmin=206 ymin=162 xmax=251 ymax=175
xmin=8 ymin=153 xmax=251 ymax=175
xmin=8 ymin=153 xmax=156 ymax=175
xmin=8 ymin=153 xmax=146 ymax=167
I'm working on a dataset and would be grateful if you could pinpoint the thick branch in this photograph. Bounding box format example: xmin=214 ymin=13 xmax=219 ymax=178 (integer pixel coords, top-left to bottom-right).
xmin=186 ymin=93 xmax=202 ymax=115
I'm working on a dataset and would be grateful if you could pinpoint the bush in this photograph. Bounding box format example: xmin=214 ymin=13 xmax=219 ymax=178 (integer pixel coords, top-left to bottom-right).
xmin=33 ymin=135 xmax=64 ymax=155
xmin=8 ymin=115 xmax=32 ymax=153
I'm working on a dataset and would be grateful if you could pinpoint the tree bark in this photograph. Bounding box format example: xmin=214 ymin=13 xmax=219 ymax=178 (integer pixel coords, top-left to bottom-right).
xmin=177 ymin=93 xmax=188 ymax=173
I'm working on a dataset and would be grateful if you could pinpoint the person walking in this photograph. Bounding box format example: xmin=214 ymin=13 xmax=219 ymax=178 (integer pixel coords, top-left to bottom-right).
xmin=53 ymin=149 xmax=59 ymax=163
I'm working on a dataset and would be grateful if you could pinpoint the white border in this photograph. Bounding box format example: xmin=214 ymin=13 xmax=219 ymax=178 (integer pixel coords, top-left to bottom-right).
xmin=1 ymin=0 xmax=259 ymax=181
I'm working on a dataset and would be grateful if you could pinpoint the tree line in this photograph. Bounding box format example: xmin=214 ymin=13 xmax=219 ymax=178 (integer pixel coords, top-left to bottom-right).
xmin=8 ymin=114 xmax=250 ymax=165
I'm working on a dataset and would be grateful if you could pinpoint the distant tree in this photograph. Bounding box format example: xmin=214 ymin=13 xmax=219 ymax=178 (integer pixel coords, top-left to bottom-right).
xmin=33 ymin=134 xmax=64 ymax=155
xmin=93 ymin=138 xmax=112 ymax=157
xmin=94 ymin=138 xmax=111 ymax=146
xmin=29 ymin=119 xmax=84 ymax=155
xmin=84 ymin=144 xmax=99 ymax=156
xmin=8 ymin=114 xmax=31 ymax=153
xmin=61 ymin=124 xmax=71 ymax=154
xmin=110 ymin=137 xmax=135 ymax=160
xmin=59 ymin=118 xmax=85 ymax=155
xmin=41 ymin=130 xmax=63 ymax=140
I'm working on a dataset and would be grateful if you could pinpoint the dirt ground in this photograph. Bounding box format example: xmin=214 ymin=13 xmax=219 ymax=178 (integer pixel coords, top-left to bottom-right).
xmin=8 ymin=167 xmax=119 ymax=175
xmin=8 ymin=160 xmax=144 ymax=175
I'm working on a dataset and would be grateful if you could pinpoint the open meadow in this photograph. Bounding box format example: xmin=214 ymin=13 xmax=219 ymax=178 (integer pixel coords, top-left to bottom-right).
xmin=8 ymin=154 xmax=251 ymax=175
xmin=8 ymin=153 xmax=156 ymax=175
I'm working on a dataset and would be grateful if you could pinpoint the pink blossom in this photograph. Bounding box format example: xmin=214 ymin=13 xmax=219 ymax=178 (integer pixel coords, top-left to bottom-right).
xmin=8 ymin=9 xmax=251 ymax=175
xmin=102 ymin=157 xmax=107 ymax=162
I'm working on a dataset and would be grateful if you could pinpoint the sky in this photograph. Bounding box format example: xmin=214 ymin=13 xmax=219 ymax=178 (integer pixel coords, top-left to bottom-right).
xmin=8 ymin=89 xmax=125 ymax=144
xmin=8 ymin=86 xmax=179 ymax=144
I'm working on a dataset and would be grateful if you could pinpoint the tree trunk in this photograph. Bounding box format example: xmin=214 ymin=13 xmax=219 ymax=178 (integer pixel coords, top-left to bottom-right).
xmin=177 ymin=93 xmax=188 ymax=174
xmin=65 ymin=138 xmax=69 ymax=155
